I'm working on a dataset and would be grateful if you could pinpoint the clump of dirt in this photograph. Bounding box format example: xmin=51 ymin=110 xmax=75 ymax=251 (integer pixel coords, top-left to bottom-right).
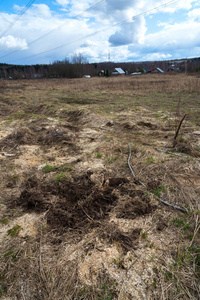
xmin=115 ymin=196 xmax=155 ymax=219
xmin=0 ymin=126 xmax=75 ymax=149
xmin=0 ymin=127 xmax=36 ymax=148
xmin=122 ymin=122 xmax=136 ymax=130
xmin=37 ymin=128 xmax=73 ymax=145
xmin=14 ymin=173 xmax=117 ymax=232
xmin=99 ymin=222 xmax=141 ymax=252
xmin=114 ymin=184 xmax=156 ymax=219
xmin=147 ymin=179 xmax=161 ymax=192
xmin=106 ymin=121 xmax=114 ymax=127
xmin=156 ymin=218 xmax=168 ymax=231
xmin=108 ymin=177 xmax=129 ymax=187
xmin=137 ymin=121 xmax=157 ymax=129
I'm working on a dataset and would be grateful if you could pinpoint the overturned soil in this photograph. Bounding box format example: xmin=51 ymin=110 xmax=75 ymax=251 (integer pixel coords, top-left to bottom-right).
xmin=12 ymin=172 xmax=154 ymax=239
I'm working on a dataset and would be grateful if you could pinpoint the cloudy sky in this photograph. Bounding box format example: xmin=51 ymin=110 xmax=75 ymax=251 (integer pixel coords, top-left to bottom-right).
xmin=0 ymin=0 xmax=200 ymax=65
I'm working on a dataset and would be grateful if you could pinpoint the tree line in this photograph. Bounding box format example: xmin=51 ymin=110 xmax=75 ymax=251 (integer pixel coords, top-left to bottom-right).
xmin=0 ymin=55 xmax=200 ymax=80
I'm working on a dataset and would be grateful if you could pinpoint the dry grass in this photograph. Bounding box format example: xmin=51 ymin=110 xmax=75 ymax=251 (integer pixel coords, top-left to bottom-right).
xmin=0 ymin=74 xmax=200 ymax=299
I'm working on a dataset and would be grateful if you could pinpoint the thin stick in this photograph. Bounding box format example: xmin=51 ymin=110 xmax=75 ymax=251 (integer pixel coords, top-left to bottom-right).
xmin=174 ymin=114 xmax=187 ymax=141
xmin=128 ymin=143 xmax=145 ymax=186
xmin=189 ymin=216 xmax=200 ymax=247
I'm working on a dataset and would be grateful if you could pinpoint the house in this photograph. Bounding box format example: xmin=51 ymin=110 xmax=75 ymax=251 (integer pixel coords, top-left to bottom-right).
xmin=33 ymin=73 xmax=42 ymax=79
xmin=147 ymin=67 xmax=164 ymax=74
xmin=99 ymin=70 xmax=105 ymax=76
xmin=112 ymin=67 xmax=125 ymax=76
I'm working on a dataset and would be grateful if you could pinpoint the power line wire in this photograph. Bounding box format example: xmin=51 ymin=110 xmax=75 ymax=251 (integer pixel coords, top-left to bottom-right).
xmin=6 ymin=0 xmax=181 ymax=64
xmin=0 ymin=0 xmax=107 ymax=60
xmin=0 ymin=0 xmax=37 ymax=38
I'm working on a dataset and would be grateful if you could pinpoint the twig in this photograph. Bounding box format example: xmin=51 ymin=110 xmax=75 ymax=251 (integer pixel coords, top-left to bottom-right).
xmin=81 ymin=207 xmax=94 ymax=222
xmin=155 ymin=147 xmax=187 ymax=158
xmin=189 ymin=216 xmax=200 ymax=247
xmin=128 ymin=143 xmax=145 ymax=186
xmin=21 ymin=285 xmax=26 ymax=300
xmin=128 ymin=144 xmax=187 ymax=213
xmin=1 ymin=152 xmax=16 ymax=157
xmin=157 ymin=196 xmax=187 ymax=213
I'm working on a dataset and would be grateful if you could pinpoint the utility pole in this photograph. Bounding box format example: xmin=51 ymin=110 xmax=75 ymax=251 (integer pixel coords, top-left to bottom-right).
xmin=108 ymin=49 xmax=110 ymax=62
xmin=185 ymin=59 xmax=187 ymax=74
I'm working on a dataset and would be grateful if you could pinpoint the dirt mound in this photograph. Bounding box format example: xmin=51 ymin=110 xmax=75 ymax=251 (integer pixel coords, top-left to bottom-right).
xmin=37 ymin=128 xmax=73 ymax=145
xmin=0 ymin=126 xmax=74 ymax=149
xmin=122 ymin=122 xmax=136 ymax=130
xmin=108 ymin=177 xmax=130 ymax=187
xmin=99 ymin=222 xmax=141 ymax=252
xmin=137 ymin=121 xmax=157 ymax=129
xmin=114 ymin=185 xmax=156 ymax=219
xmin=115 ymin=196 xmax=154 ymax=219
xmin=0 ymin=127 xmax=36 ymax=148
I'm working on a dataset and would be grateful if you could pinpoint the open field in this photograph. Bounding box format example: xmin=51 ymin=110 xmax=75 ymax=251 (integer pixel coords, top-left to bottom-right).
xmin=0 ymin=74 xmax=200 ymax=299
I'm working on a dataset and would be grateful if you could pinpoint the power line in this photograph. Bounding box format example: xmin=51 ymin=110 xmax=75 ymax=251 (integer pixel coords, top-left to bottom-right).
xmin=0 ymin=0 xmax=107 ymax=60
xmin=0 ymin=0 xmax=37 ymax=38
xmin=6 ymin=0 xmax=181 ymax=64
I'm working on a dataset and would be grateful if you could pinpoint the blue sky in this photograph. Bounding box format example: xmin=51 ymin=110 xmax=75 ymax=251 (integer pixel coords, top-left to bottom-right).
xmin=0 ymin=0 xmax=200 ymax=65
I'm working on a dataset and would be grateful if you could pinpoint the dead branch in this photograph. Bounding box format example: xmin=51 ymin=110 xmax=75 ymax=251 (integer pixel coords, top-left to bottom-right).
xmin=174 ymin=114 xmax=187 ymax=142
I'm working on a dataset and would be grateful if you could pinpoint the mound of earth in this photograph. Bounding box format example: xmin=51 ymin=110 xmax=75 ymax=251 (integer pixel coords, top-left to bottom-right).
xmin=0 ymin=127 xmax=36 ymax=148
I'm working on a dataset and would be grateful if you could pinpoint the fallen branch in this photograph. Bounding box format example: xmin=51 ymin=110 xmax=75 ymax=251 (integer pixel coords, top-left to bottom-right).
xmin=128 ymin=143 xmax=187 ymax=213
xmin=154 ymin=147 xmax=187 ymax=158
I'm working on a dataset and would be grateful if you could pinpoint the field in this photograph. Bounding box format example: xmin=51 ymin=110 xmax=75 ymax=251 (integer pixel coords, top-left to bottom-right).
xmin=0 ymin=74 xmax=200 ymax=299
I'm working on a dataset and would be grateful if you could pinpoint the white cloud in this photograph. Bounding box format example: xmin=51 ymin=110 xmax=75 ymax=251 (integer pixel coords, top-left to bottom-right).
xmin=109 ymin=17 xmax=147 ymax=46
xmin=0 ymin=35 xmax=28 ymax=50
xmin=27 ymin=4 xmax=52 ymax=18
xmin=142 ymin=53 xmax=172 ymax=61
xmin=55 ymin=0 xmax=71 ymax=7
xmin=188 ymin=8 xmax=200 ymax=20
xmin=0 ymin=0 xmax=200 ymax=64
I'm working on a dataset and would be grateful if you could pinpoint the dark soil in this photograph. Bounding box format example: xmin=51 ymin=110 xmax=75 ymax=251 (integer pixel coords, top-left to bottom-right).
xmin=37 ymin=128 xmax=73 ymax=145
xmin=11 ymin=174 xmax=155 ymax=251
xmin=108 ymin=177 xmax=129 ymax=187
xmin=99 ymin=222 xmax=141 ymax=253
xmin=156 ymin=219 xmax=168 ymax=231
xmin=14 ymin=173 xmax=117 ymax=232
xmin=115 ymin=196 xmax=155 ymax=219
xmin=137 ymin=121 xmax=157 ymax=129
xmin=122 ymin=122 xmax=136 ymax=130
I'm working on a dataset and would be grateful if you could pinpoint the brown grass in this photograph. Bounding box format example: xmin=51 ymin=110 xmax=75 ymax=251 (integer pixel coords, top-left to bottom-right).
xmin=0 ymin=74 xmax=200 ymax=299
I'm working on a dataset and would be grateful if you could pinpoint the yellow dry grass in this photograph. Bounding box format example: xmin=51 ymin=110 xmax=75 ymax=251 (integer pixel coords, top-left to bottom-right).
xmin=0 ymin=74 xmax=200 ymax=299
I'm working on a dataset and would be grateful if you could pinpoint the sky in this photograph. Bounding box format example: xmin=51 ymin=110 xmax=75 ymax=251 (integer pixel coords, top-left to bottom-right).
xmin=0 ymin=0 xmax=200 ymax=65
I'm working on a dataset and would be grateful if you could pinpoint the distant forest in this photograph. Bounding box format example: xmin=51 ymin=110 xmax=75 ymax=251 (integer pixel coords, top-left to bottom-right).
xmin=1 ymin=54 xmax=200 ymax=79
